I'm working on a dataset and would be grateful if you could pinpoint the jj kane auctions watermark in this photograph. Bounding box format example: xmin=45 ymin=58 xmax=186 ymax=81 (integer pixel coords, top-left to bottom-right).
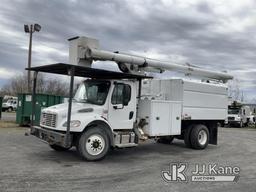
xmin=162 ymin=163 xmax=240 ymax=182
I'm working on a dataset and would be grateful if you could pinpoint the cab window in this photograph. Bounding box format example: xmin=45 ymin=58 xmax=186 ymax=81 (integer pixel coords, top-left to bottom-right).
xmin=111 ymin=83 xmax=131 ymax=106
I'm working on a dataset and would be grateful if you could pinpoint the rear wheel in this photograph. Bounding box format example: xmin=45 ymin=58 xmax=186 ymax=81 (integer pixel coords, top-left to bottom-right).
xmin=77 ymin=127 xmax=110 ymax=161
xmin=190 ymin=124 xmax=209 ymax=149
xmin=49 ymin=144 xmax=71 ymax=151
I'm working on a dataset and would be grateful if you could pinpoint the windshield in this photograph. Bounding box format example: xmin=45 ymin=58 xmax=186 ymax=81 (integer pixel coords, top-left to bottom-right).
xmin=228 ymin=109 xmax=240 ymax=115
xmin=5 ymin=100 xmax=13 ymax=104
xmin=73 ymin=81 xmax=110 ymax=105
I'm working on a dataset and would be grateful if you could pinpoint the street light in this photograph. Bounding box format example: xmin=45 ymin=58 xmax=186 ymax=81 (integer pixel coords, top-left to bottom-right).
xmin=24 ymin=23 xmax=41 ymax=92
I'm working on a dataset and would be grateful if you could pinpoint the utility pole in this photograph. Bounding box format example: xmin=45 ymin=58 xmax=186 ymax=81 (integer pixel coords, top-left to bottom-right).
xmin=24 ymin=23 xmax=41 ymax=92
xmin=27 ymin=24 xmax=33 ymax=92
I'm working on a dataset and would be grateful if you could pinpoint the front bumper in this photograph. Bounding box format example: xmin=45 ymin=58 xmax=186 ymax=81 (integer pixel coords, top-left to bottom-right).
xmin=30 ymin=126 xmax=72 ymax=148
xmin=227 ymin=120 xmax=240 ymax=125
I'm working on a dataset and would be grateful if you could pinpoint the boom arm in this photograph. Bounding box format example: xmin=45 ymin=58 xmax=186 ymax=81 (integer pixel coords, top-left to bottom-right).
xmin=68 ymin=36 xmax=233 ymax=82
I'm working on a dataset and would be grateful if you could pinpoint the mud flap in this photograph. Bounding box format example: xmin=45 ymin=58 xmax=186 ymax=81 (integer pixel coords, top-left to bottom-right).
xmin=208 ymin=123 xmax=218 ymax=145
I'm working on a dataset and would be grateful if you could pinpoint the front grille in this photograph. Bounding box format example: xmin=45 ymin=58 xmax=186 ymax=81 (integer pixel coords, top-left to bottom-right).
xmin=228 ymin=117 xmax=235 ymax=121
xmin=41 ymin=112 xmax=57 ymax=128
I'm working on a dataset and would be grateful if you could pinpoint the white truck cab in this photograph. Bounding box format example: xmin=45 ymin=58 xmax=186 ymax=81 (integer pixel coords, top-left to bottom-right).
xmin=227 ymin=105 xmax=251 ymax=127
xmin=40 ymin=79 xmax=137 ymax=133
xmin=2 ymin=97 xmax=17 ymax=112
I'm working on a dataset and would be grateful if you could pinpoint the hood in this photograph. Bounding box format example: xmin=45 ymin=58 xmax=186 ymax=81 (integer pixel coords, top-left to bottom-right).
xmin=42 ymin=102 xmax=104 ymax=116
xmin=2 ymin=102 xmax=9 ymax=107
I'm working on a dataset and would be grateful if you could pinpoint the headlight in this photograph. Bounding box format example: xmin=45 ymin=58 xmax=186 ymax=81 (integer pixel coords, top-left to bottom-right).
xmin=235 ymin=117 xmax=241 ymax=121
xmin=63 ymin=120 xmax=81 ymax=128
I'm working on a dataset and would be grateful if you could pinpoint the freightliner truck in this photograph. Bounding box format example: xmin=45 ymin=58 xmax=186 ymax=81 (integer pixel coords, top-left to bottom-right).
xmin=28 ymin=36 xmax=233 ymax=161
xmin=227 ymin=102 xmax=251 ymax=127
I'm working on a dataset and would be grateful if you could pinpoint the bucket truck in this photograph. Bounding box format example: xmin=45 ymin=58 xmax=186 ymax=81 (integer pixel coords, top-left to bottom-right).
xmin=226 ymin=101 xmax=252 ymax=127
xmin=28 ymin=36 xmax=233 ymax=161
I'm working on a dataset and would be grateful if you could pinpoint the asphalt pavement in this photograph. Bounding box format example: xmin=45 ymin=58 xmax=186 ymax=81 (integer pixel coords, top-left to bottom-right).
xmin=0 ymin=127 xmax=255 ymax=192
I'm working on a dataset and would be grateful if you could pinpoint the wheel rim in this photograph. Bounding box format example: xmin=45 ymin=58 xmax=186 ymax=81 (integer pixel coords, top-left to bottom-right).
xmin=86 ymin=134 xmax=105 ymax=156
xmin=198 ymin=130 xmax=207 ymax=145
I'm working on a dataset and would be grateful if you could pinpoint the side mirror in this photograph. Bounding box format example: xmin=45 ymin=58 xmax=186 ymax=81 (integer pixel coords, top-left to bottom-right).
xmin=113 ymin=104 xmax=124 ymax=110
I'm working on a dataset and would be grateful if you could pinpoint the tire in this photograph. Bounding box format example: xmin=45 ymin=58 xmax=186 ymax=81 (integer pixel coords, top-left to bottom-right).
xmin=49 ymin=144 xmax=71 ymax=151
xmin=239 ymin=121 xmax=243 ymax=128
xmin=248 ymin=121 xmax=253 ymax=127
xmin=7 ymin=107 xmax=13 ymax=112
xmin=184 ymin=125 xmax=194 ymax=148
xmin=77 ymin=127 xmax=110 ymax=161
xmin=190 ymin=124 xmax=209 ymax=149
xmin=157 ymin=136 xmax=174 ymax=144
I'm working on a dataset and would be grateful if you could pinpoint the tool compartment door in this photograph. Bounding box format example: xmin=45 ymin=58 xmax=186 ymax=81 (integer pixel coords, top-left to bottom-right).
xmin=150 ymin=100 xmax=181 ymax=136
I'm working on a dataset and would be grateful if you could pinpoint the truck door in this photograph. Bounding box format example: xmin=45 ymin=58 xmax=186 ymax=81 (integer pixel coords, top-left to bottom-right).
xmin=108 ymin=82 xmax=136 ymax=130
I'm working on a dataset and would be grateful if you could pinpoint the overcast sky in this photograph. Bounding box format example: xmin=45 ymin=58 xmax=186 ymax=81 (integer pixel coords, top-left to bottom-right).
xmin=0 ymin=0 xmax=255 ymax=101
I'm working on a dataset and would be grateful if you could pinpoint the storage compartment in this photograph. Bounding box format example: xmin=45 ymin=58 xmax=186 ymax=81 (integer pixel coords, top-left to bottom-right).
xmin=138 ymin=100 xmax=182 ymax=136
xmin=141 ymin=79 xmax=228 ymax=120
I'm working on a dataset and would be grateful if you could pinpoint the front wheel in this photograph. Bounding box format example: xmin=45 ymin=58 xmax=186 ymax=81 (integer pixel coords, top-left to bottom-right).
xmin=7 ymin=107 xmax=13 ymax=112
xmin=76 ymin=127 xmax=110 ymax=161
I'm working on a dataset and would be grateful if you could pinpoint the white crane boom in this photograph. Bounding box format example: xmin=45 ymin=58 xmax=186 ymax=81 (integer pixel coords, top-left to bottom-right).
xmin=68 ymin=36 xmax=233 ymax=82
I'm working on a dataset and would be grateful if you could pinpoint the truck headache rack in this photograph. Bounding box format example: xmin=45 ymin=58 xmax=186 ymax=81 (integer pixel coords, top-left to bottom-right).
xmin=26 ymin=63 xmax=152 ymax=147
xmin=26 ymin=63 xmax=152 ymax=79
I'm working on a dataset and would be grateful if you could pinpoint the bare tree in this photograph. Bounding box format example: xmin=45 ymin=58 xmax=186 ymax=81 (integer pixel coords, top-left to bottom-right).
xmin=228 ymin=79 xmax=245 ymax=102
xmin=0 ymin=73 xmax=69 ymax=97
xmin=43 ymin=78 xmax=69 ymax=96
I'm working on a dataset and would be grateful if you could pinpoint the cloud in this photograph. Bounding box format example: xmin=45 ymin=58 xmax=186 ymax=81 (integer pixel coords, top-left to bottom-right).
xmin=0 ymin=68 xmax=17 ymax=79
xmin=0 ymin=0 xmax=255 ymax=101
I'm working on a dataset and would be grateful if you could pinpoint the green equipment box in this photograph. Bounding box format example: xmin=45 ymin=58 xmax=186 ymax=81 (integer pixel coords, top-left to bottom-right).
xmin=16 ymin=93 xmax=65 ymax=126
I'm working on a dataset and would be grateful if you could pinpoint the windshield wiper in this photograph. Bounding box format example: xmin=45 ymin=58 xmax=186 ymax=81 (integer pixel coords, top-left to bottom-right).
xmin=72 ymin=98 xmax=78 ymax=102
xmin=79 ymin=99 xmax=88 ymax=103
xmin=73 ymin=98 xmax=88 ymax=103
xmin=72 ymin=98 xmax=85 ymax=103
